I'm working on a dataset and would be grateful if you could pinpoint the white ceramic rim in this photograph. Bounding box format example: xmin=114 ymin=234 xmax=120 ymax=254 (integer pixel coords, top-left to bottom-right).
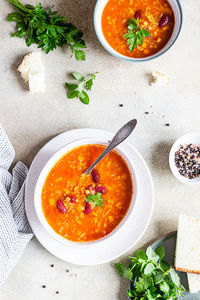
xmin=94 ymin=0 xmax=183 ymax=62
xmin=169 ymin=132 xmax=200 ymax=185
xmin=25 ymin=128 xmax=154 ymax=265
xmin=34 ymin=137 xmax=138 ymax=247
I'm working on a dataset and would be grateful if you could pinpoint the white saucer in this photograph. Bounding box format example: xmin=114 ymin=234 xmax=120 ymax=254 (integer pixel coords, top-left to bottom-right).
xmin=25 ymin=128 xmax=154 ymax=265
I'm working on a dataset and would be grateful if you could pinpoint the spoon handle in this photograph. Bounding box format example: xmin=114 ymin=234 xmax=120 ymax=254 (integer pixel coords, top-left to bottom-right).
xmin=85 ymin=119 xmax=137 ymax=174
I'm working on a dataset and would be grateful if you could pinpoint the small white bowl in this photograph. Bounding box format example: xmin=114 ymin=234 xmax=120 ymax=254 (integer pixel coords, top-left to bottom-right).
xmin=94 ymin=0 xmax=182 ymax=62
xmin=34 ymin=138 xmax=138 ymax=246
xmin=169 ymin=133 xmax=200 ymax=185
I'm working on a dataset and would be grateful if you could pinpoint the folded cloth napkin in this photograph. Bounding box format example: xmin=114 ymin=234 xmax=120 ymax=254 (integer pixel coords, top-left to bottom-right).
xmin=0 ymin=124 xmax=33 ymax=286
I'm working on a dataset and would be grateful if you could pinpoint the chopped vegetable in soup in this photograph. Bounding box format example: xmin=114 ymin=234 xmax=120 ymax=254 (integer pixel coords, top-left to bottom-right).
xmin=101 ymin=0 xmax=175 ymax=58
xmin=41 ymin=144 xmax=133 ymax=242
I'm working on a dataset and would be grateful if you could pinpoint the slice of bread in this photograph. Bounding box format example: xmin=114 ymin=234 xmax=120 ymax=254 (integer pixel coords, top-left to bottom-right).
xmin=187 ymin=273 xmax=200 ymax=294
xmin=17 ymin=52 xmax=45 ymax=93
xmin=175 ymin=214 xmax=200 ymax=275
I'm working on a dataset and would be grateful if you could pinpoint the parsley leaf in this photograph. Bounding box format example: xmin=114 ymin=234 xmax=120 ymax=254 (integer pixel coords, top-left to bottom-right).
xmin=124 ymin=17 xmax=151 ymax=51
xmin=115 ymin=245 xmax=186 ymax=299
xmin=7 ymin=0 xmax=86 ymax=60
xmin=86 ymin=192 xmax=104 ymax=207
xmin=143 ymin=263 xmax=155 ymax=275
xmin=146 ymin=246 xmax=159 ymax=263
xmin=65 ymin=72 xmax=98 ymax=104
xmin=155 ymin=245 xmax=165 ymax=261
xmin=114 ymin=263 xmax=133 ymax=280
xmin=136 ymin=249 xmax=147 ymax=260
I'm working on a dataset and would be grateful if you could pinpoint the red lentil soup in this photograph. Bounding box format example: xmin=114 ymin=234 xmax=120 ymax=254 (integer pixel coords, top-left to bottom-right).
xmin=101 ymin=0 xmax=175 ymax=58
xmin=41 ymin=144 xmax=133 ymax=242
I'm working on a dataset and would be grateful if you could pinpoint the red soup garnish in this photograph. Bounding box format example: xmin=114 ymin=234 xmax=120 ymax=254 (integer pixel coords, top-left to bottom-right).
xmin=41 ymin=144 xmax=133 ymax=242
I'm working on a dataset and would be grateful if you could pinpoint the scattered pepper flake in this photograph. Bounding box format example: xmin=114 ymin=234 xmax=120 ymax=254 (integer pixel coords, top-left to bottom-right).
xmin=42 ymin=285 xmax=46 ymax=288
xmin=50 ymin=264 xmax=54 ymax=268
xmin=165 ymin=123 xmax=170 ymax=126
xmin=118 ymin=104 xmax=123 ymax=107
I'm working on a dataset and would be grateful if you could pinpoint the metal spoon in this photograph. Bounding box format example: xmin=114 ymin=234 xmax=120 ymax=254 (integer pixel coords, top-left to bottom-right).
xmin=85 ymin=119 xmax=137 ymax=174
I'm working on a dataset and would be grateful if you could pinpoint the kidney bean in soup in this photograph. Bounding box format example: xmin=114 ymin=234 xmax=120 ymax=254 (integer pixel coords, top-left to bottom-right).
xmin=41 ymin=144 xmax=133 ymax=242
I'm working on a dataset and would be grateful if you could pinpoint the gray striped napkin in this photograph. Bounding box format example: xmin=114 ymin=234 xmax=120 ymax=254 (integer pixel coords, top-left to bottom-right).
xmin=0 ymin=124 xmax=33 ymax=286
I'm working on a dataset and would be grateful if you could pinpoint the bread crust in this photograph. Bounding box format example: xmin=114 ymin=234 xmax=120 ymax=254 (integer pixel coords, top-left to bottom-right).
xmin=17 ymin=53 xmax=31 ymax=72
xmin=175 ymin=266 xmax=200 ymax=275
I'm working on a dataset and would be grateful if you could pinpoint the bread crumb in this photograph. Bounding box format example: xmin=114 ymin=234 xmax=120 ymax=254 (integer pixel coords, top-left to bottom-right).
xmin=150 ymin=71 xmax=170 ymax=86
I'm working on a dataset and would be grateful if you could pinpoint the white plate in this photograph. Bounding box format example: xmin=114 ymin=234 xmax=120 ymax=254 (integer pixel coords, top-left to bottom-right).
xmin=25 ymin=128 xmax=154 ymax=265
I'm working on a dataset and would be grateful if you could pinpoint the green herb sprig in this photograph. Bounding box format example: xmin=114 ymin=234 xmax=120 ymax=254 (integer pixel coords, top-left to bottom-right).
xmin=65 ymin=72 xmax=98 ymax=104
xmin=86 ymin=192 xmax=104 ymax=207
xmin=124 ymin=17 xmax=151 ymax=51
xmin=115 ymin=245 xmax=185 ymax=299
xmin=7 ymin=0 xmax=86 ymax=60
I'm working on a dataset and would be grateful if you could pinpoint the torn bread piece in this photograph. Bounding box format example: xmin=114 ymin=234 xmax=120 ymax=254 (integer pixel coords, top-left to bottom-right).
xmin=150 ymin=71 xmax=170 ymax=86
xmin=175 ymin=214 xmax=200 ymax=275
xmin=17 ymin=52 xmax=45 ymax=93
xmin=187 ymin=273 xmax=200 ymax=294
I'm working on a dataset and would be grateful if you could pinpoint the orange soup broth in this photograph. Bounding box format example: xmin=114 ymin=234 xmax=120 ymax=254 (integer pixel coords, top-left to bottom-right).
xmin=101 ymin=0 xmax=175 ymax=58
xmin=42 ymin=145 xmax=133 ymax=242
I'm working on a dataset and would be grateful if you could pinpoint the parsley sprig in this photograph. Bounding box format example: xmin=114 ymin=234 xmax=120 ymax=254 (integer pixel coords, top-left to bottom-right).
xmin=65 ymin=72 xmax=98 ymax=104
xmin=115 ymin=245 xmax=185 ymax=299
xmin=86 ymin=192 xmax=104 ymax=207
xmin=7 ymin=0 xmax=86 ymax=60
xmin=124 ymin=17 xmax=151 ymax=51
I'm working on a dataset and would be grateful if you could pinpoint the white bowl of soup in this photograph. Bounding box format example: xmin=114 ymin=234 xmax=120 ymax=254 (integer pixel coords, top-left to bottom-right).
xmin=34 ymin=138 xmax=138 ymax=246
xmin=94 ymin=0 xmax=182 ymax=62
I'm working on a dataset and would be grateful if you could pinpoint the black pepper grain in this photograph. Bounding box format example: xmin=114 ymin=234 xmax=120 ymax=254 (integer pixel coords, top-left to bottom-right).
xmin=118 ymin=104 xmax=123 ymax=107
xmin=42 ymin=285 xmax=46 ymax=288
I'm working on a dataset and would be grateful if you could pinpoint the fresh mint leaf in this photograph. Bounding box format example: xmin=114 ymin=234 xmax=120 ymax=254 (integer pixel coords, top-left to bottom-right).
xmin=65 ymin=83 xmax=78 ymax=91
xmin=72 ymin=72 xmax=84 ymax=81
xmin=67 ymin=90 xmax=78 ymax=99
xmin=79 ymin=90 xmax=89 ymax=104
xmin=7 ymin=0 xmax=86 ymax=60
xmin=115 ymin=263 xmax=133 ymax=280
xmin=85 ymin=78 xmax=93 ymax=91
xmin=65 ymin=72 xmax=98 ymax=104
